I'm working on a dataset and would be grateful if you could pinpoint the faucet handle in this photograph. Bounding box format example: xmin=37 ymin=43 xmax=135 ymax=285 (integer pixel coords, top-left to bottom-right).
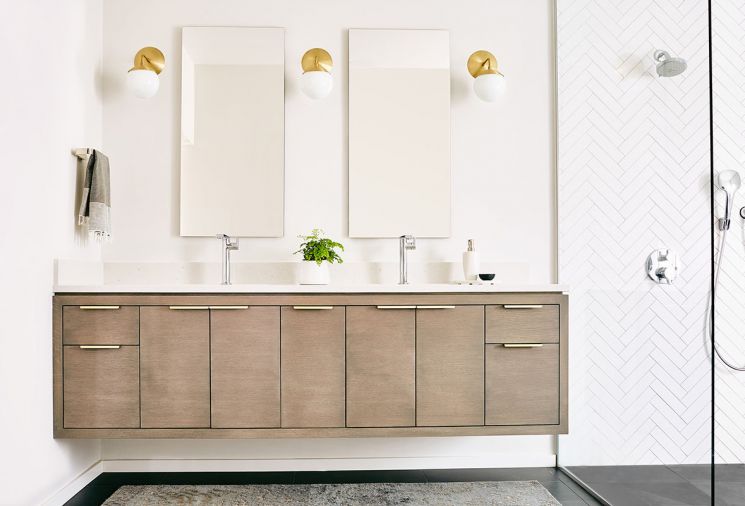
xmin=400 ymin=235 xmax=416 ymax=250
xmin=216 ymin=233 xmax=239 ymax=250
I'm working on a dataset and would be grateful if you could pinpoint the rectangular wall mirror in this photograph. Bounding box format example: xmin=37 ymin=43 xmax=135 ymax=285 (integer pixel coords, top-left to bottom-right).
xmin=180 ymin=27 xmax=284 ymax=237
xmin=348 ymin=29 xmax=451 ymax=238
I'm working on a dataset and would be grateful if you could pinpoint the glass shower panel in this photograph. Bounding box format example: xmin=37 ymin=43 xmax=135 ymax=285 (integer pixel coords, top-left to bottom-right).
xmin=712 ymin=0 xmax=745 ymax=504
xmin=555 ymin=0 xmax=713 ymax=503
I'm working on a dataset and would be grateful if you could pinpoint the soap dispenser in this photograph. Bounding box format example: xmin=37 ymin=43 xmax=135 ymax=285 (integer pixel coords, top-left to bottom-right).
xmin=463 ymin=239 xmax=479 ymax=281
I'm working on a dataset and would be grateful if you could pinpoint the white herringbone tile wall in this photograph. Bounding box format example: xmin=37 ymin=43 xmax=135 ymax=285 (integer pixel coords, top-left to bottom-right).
xmin=712 ymin=0 xmax=745 ymax=464
xmin=556 ymin=0 xmax=714 ymax=465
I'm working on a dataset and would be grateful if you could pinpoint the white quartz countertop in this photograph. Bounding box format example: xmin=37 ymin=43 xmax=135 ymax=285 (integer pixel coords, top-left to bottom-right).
xmin=54 ymin=283 xmax=568 ymax=294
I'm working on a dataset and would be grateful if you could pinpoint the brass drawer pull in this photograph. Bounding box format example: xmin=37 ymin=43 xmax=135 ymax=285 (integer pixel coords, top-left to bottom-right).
xmin=168 ymin=306 xmax=210 ymax=310
xmin=209 ymin=306 xmax=249 ymax=310
xmin=503 ymin=343 xmax=544 ymax=348
xmin=503 ymin=305 xmax=544 ymax=309
xmin=79 ymin=345 xmax=121 ymax=349
xmin=79 ymin=306 xmax=120 ymax=310
xmin=416 ymin=305 xmax=456 ymax=309
xmin=377 ymin=305 xmax=417 ymax=309
xmin=292 ymin=306 xmax=334 ymax=310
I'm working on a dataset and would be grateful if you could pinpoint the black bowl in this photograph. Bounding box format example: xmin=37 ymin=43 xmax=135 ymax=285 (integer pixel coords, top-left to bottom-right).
xmin=478 ymin=273 xmax=496 ymax=281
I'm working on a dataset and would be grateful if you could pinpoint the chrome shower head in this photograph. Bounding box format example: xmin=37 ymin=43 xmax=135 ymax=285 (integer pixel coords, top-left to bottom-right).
xmin=717 ymin=170 xmax=742 ymax=230
xmin=654 ymin=50 xmax=687 ymax=77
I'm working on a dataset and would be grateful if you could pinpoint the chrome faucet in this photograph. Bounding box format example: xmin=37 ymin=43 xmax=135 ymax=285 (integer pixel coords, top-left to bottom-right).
xmin=216 ymin=234 xmax=239 ymax=285
xmin=399 ymin=235 xmax=416 ymax=284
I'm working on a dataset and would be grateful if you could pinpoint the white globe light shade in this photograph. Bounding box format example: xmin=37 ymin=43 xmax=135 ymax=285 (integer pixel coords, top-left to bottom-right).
xmin=127 ymin=69 xmax=160 ymax=99
xmin=300 ymin=71 xmax=333 ymax=99
xmin=473 ymin=73 xmax=506 ymax=102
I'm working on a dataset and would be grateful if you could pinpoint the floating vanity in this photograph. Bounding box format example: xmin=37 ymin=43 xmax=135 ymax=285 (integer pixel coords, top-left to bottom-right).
xmin=53 ymin=285 xmax=568 ymax=438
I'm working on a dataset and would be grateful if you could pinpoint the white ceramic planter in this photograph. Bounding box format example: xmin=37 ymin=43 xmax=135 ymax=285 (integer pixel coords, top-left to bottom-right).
xmin=297 ymin=261 xmax=330 ymax=285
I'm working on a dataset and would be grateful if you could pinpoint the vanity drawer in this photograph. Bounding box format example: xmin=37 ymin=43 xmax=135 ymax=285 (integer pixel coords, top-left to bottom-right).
xmin=63 ymin=305 xmax=139 ymax=345
xmin=485 ymin=343 xmax=559 ymax=425
xmin=485 ymin=304 xmax=559 ymax=344
xmin=63 ymin=345 xmax=140 ymax=428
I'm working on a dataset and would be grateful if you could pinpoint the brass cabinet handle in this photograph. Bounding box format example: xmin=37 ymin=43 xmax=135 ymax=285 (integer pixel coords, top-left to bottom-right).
xmin=79 ymin=345 xmax=121 ymax=349
xmin=416 ymin=305 xmax=456 ymax=309
xmin=209 ymin=306 xmax=249 ymax=310
xmin=168 ymin=306 xmax=210 ymax=310
xmin=79 ymin=306 xmax=120 ymax=310
xmin=292 ymin=306 xmax=334 ymax=310
xmin=502 ymin=343 xmax=544 ymax=348
xmin=377 ymin=305 xmax=417 ymax=309
xmin=503 ymin=305 xmax=544 ymax=309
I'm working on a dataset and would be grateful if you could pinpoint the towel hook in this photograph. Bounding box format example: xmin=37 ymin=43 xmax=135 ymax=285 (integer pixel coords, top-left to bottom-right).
xmin=72 ymin=148 xmax=93 ymax=160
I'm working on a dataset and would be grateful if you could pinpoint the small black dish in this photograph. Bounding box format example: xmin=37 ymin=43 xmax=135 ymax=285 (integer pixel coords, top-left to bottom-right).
xmin=478 ymin=273 xmax=496 ymax=281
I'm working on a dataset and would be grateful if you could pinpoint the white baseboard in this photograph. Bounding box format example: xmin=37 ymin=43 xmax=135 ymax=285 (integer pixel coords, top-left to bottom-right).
xmin=43 ymin=460 xmax=103 ymax=506
xmin=102 ymin=454 xmax=556 ymax=473
xmin=41 ymin=454 xmax=556 ymax=504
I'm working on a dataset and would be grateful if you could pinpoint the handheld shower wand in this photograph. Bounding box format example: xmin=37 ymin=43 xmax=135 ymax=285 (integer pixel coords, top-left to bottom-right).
xmin=711 ymin=170 xmax=745 ymax=371
xmin=717 ymin=170 xmax=741 ymax=230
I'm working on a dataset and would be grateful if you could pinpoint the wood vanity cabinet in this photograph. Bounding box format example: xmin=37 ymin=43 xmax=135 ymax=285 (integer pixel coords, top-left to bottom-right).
xmin=346 ymin=306 xmax=416 ymax=427
xmin=280 ymin=305 xmax=346 ymax=428
xmin=53 ymin=292 xmax=567 ymax=438
xmin=140 ymin=306 xmax=211 ymax=428
xmin=416 ymin=305 xmax=484 ymax=426
xmin=211 ymin=306 xmax=280 ymax=428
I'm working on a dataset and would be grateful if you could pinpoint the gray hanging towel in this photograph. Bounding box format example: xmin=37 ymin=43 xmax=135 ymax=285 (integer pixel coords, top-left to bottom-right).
xmin=78 ymin=150 xmax=111 ymax=241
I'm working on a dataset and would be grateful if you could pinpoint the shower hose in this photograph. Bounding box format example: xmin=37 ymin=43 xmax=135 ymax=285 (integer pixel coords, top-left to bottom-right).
xmin=711 ymin=228 xmax=745 ymax=371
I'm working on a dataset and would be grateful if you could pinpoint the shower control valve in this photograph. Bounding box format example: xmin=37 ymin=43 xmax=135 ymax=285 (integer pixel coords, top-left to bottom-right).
xmin=646 ymin=249 xmax=678 ymax=285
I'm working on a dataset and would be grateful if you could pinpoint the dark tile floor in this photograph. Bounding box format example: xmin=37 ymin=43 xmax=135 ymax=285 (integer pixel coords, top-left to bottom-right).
xmin=66 ymin=468 xmax=602 ymax=505
xmin=567 ymin=464 xmax=745 ymax=506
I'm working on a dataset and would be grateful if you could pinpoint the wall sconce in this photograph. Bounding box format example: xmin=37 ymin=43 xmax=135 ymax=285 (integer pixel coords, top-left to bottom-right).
xmin=300 ymin=48 xmax=333 ymax=99
xmin=467 ymin=50 xmax=505 ymax=102
xmin=126 ymin=47 xmax=165 ymax=99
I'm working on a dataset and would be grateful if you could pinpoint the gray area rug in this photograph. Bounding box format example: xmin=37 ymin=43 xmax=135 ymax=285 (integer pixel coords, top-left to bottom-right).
xmin=103 ymin=481 xmax=560 ymax=505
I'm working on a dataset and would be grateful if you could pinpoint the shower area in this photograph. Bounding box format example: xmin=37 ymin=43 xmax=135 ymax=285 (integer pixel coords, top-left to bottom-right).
xmin=555 ymin=0 xmax=744 ymax=504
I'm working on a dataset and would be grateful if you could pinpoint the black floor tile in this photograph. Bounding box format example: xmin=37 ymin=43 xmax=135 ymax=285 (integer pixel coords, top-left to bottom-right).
xmin=691 ymin=479 xmax=745 ymax=506
xmin=567 ymin=465 xmax=687 ymax=484
xmin=540 ymin=480 xmax=585 ymax=502
xmin=577 ymin=481 xmax=712 ymax=506
xmin=424 ymin=466 xmax=556 ymax=483
xmin=668 ymin=463 xmax=745 ymax=483
xmin=292 ymin=469 xmax=428 ymax=484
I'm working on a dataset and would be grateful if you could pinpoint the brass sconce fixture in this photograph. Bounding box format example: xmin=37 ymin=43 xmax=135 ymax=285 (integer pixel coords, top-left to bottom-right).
xmin=467 ymin=50 xmax=506 ymax=102
xmin=300 ymin=48 xmax=333 ymax=99
xmin=126 ymin=47 xmax=166 ymax=99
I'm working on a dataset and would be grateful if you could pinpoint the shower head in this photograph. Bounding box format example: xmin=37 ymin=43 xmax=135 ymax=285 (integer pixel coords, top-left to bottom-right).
xmin=717 ymin=170 xmax=742 ymax=230
xmin=654 ymin=50 xmax=687 ymax=77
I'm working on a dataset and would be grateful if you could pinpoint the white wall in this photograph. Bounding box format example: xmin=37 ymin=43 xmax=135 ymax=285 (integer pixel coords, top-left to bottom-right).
xmin=556 ymin=0 xmax=712 ymax=465
xmin=100 ymin=0 xmax=556 ymax=282
xmin=0 ymin=1 xmax=103 ymax=504
xmin=99 ymin=0 xmax=557 ymax=467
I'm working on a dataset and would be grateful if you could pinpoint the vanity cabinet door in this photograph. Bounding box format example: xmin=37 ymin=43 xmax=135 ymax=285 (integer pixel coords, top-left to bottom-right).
xmin=140 ymin=306 xmax=210 ymax=428
xmin=281 ymin=306 xmax=345 ymax=428
xmin=346 ymin=306 xmax=415 ymax=427
xmin=63 ymin=345 xmax=140 ymax=428
xmin=416 ymin=305 xmax=485 ymax=426
xmin=211 ymin=307 xmax=281 ymax=428
xmin=485 ymin=343 xmax=559 ymax=425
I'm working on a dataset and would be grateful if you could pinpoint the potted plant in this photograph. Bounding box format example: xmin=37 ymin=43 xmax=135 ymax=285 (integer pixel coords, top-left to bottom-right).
xmin=294 ymin=229 xmax=344 ymax=285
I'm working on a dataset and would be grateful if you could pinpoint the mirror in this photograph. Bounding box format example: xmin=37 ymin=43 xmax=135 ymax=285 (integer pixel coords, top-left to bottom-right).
xmin=348 ymin=29 xmax=451 ymax=238
xmin=180 ymin=27 xmax=284 ymax=237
